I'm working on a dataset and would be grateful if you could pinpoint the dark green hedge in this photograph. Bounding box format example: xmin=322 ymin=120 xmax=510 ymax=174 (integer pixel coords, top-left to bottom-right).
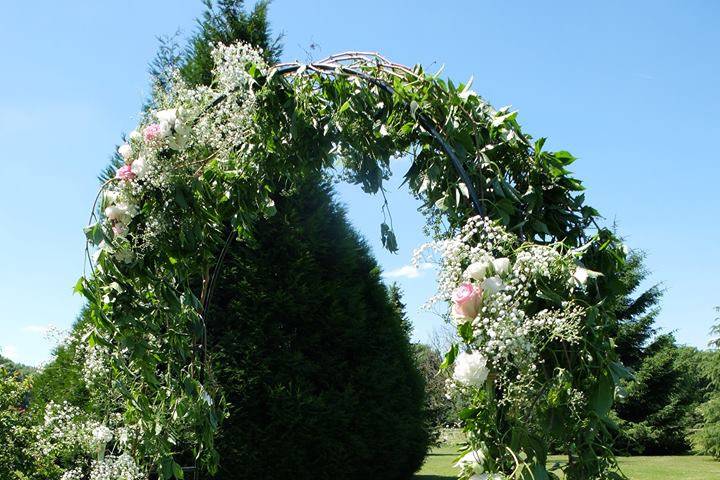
xmin=206 ymin=177 xmax=430 ymax=479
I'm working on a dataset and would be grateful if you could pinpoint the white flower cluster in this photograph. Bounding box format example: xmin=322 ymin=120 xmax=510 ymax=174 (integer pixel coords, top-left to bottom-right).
xmin=89 ymin=453 xmax=144 ymax=480
xmin=96 ymin=41 xmax=268 ymax=262
xmin=417 ymin=216 xmax=592 ymax=474
xmin=40 ymin=401 xmax=88 ymax=456
xmin=414 ymin=216 xmax=514 ymax=306
xmin=77 ymin=338 xmax=111 ymax=388
xmin=38 ymin=401 xmax=145 ymax=480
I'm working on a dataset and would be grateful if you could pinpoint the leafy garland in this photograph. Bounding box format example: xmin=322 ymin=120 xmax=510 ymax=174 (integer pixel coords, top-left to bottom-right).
xmin=62 ymin=42 xmax=629 ymax=479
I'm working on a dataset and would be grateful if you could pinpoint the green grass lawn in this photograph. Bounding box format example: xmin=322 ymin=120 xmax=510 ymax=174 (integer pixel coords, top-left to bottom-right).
xmin=415 ymin=445 xmax=720 ymax=479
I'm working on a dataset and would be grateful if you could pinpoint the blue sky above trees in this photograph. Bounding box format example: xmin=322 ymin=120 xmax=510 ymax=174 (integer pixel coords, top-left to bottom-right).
xmin=1 ymin=0 xmax=718 ymax=366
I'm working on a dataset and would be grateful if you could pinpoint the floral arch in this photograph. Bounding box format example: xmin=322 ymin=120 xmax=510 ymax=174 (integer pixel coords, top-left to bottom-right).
xmin=69 ymin=42 xmax=628 ymax=480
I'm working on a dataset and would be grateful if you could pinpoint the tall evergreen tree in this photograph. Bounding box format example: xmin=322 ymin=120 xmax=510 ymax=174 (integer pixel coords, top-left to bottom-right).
xmin=611 ymin=252 xmax=707 ymax=454
xmin=206 ymin=177 xmax=429 ymax=479
xmin=612 ymin=252 xmax=663 ymax=371
xmin=693 ymin=308 xmax=720 ymax=459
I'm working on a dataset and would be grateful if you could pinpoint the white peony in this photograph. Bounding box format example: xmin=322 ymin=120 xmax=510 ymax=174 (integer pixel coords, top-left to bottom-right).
xmin=481 ymin=276 xmax=504 ymax=296
xmin=465 ymin=259 xmax=492 ymax=281
xmin=492 ymin=257 xmax=510 ymax=275
xmin=453 ymin=351 xmax=489 ymax=387
xmin=117 ymin=143 xmax=132 ymax=160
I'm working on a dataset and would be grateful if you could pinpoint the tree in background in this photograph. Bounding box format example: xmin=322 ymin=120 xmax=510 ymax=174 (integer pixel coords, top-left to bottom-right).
xmin=612 ymin=252 xmax=708 ymax=454
xmin=0 ymin=368 xmax=34 ymax=478
xmin=388 ymin=284 xmax=457 ymax=440
xmin=29 ymin=314 xmax=89 ymax=413
xmin=0 ymin=356 xmax=35 ymax=377
xmin=693 ymin=308 xmax=720 ymax=459
xmin=206 ymin=178 xmax=429 ymax=479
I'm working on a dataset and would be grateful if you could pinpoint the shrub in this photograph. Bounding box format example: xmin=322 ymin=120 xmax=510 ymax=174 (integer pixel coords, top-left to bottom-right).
xmin=205 ymin=177 xmax=431 ymax=479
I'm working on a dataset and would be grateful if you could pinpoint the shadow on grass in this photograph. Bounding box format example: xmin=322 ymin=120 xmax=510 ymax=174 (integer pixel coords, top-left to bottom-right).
xmin=414 ymin=451 xmax=457 ymax=479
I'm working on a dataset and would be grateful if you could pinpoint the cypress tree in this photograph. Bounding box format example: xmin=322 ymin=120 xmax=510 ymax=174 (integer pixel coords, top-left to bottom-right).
xmin=206 ymin=177 xmax=429 ymax=479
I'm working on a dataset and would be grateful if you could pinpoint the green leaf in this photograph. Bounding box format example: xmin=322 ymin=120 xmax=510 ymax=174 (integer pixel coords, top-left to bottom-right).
xmin=440 ymin=344 xmax=459 ymax=370
xmin=609 ymin=361 xmax=633 ymax=384
xmin=172 ymin=462 xmax=184 ymax=479
xmin=83 ymin=222 xmax=104 ymax=245
xmin=337 ymin=100 xmax=351 ymax=114
xmin=380 ymin=222 xmax=398 ymax=253
xmin=174 ymin=189 xmax=189 ymax=208
xmin=590 ymin=372 xmax=614 ymax=416
xmin=458 ymin=321 xmax=474 ymax=343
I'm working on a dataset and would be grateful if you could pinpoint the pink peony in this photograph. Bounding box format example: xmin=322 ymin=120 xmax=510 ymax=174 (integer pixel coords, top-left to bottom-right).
xmin=451 ymin=282 xmax=482 ymax=320
xmin=116 ymin=164 xmax=136 ymax=181
xmin=143 ymin=123 xmax=162 ymax=142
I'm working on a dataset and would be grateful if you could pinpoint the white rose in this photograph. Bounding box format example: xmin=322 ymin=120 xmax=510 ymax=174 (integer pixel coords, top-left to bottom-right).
xmin=455 ymin=449 xmax=485 ymax=474
xmin=104 ymin=205 xmax=123 ymax=221
xmin=155 ymin=108 xmax=177 ymax=124
xmin=572 ymin=267 xmax=589 ymax=286
xmin=492 ymin=257 xmax=510 ymax=275
xmin=131 ymin=157 xmax=147 ymax=179
xmin=103 ymin=190 xmax=120 ymax=204
xmin=117 ymin=143 xmax=132 ymax=160
xmin=481 ymin=276 xmax=504 ymax=296
xmin=158 ymin=120 xmax=173 ymax=138
xmin=128 ymin=130 xmax=141 ymax=142
xmin=465 ymin=260 xmax=491 ymax=281
xmin=104 ymin=203 xmax=137 ymax=223
xmin=453 ymin=351 xmax=489 ymax=387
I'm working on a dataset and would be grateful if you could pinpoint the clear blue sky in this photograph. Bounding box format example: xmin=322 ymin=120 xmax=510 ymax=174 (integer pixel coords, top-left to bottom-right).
xmin=1 ymin=1 xmax=718 ymax=366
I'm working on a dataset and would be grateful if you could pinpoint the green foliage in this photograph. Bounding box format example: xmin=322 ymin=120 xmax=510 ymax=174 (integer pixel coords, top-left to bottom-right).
xmin=610 ymin=253 xmax=709 ymax=455
xmin=388 ymin=284 xmax=455 ymax=439
xmin=614 ymin=336 xmax=707 ymax=454
xmin=0 ymin=369 xmax=38 ymax=478
xmin=612 ymin=252 xmax=663 ymax=372
xmin=693 ymin=308 xmax=720 ymax=459
xmin=72 ymin=1 xmax=635 ymax=477
xmin=413 ymin=343 xmax=455 ymax=434
xmin=177 ymin=0 xmax=280 ymax=87
xmin=205 ymin=177 xmax=430 ymax=479
xmin=0 ymin=356 xmax=35 ymax=377
xmin=29 ymin=313 xmax=90 ymax=413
